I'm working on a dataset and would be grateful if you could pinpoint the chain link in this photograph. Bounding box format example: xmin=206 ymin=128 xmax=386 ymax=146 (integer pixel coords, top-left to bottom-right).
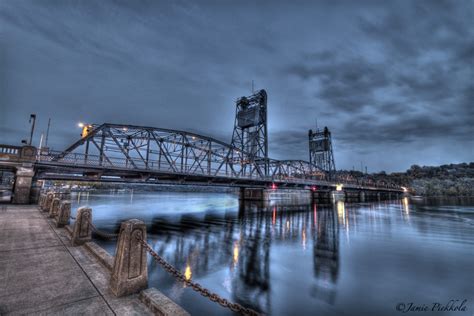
xmin=68 ymin=214 xmax=257 ymax=314
xmin=89 ymin=222 xmax=119 ymax=240
xmin=137 ymin=237 xmax=261 ymax=316
xmin=69 ymin=215 xmax=118 ymax=240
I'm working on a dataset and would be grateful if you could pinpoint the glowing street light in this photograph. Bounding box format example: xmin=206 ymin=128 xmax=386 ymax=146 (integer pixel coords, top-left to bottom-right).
xmin=336 ymin=184 xmax=343 ymax=191
xmin=78 ymin=122 xmax=92 ymax=138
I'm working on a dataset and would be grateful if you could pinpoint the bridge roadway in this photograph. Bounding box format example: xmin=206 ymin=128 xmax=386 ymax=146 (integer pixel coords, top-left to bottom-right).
xmin=1 ymin=146 xmax=402 ymax=192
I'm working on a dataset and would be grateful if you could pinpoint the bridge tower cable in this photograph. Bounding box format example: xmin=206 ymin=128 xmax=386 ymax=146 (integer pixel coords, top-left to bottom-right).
xmin=230 ymin=89 xmax=269 ymax=177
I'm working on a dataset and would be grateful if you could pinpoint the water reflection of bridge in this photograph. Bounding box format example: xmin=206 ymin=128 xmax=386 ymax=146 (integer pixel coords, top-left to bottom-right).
xmin=147 ymin=201 xmax=340 ymax=313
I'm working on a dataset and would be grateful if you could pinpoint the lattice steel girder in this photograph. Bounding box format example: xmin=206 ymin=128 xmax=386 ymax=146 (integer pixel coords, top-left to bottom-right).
xmin=52 ymin=123 xmax=326 ymax=183
xmin=231 ymin=90 xmax=269 ymax=178
xmin=309 ymin=126 xmax=336 ymax=176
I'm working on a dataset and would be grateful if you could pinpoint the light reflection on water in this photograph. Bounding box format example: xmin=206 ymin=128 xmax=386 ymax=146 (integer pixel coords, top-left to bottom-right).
xmin=71 ymin=192 xmax=474 ymax=316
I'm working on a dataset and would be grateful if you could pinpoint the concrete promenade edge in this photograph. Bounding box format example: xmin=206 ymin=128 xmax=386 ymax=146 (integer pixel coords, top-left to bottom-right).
xmin=0 ymin=204 xmax=153 ymax=315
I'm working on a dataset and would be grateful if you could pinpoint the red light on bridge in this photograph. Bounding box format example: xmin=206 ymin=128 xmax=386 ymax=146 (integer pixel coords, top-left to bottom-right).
xmin=311 ymin=186 xmax=317 ymax=192
xmin=271 ymin=183 xmax=277 ymax=190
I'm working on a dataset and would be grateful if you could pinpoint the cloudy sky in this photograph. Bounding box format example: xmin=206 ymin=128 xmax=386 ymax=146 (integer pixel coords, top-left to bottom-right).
xmin=0 ymin=0 xmax=472 ymax=172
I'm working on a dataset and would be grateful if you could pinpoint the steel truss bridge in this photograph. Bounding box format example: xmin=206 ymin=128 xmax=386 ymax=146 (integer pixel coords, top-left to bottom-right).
xmin=2 ymin=89 xmax=402 ymax=193
xmin=36 ymin=123 xmax=330 ymax=188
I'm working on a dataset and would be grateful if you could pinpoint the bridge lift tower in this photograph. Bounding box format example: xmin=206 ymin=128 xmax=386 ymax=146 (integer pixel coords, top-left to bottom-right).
xmin=231 ymin=89 xmax=269 ymax=177
xmin=309 ymin=126 xmax=336 ymax=179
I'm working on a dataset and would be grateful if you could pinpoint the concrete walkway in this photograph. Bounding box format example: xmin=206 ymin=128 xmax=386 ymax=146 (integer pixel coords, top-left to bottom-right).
xmin=0 ymin=204 xmax=152 ymax=315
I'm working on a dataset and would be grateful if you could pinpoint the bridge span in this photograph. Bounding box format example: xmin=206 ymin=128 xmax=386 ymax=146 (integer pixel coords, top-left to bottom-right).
xmin=0 ymin=90 xmax=404 ymax=204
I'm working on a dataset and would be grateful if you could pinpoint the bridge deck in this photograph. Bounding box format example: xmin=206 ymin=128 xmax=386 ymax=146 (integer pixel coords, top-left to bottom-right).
xmin=0 ymin=204 xmax=152 ymax=315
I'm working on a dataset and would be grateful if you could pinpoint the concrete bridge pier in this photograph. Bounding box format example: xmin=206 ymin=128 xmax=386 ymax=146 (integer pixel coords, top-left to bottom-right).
xmin=239 ymin=187 xmax=312 ymax=203
xmin=311 ymin=190 xmax=332 ymax=204
xmin=29 ymin=181 xmax=42 ymax=204
xmin=12 ymin=167 xmax=34 ymax=204
xmin=363 ymin=191 xmax=379 ymax=202
xmin=344 ymin=190 xmax=362 ymax=203
xmin=239 ymin=187 xmax=269 ymax=201
xmin=331 ymin=190 xmax=345 ymax=202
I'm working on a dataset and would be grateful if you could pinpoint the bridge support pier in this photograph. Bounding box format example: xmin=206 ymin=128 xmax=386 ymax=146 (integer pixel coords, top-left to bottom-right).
xmin=344 ymin=191 xmax=362 ymax=203
xmin=71 ymin=207 xmax=92 ymax=246
xmin=12 ymin=167 xmax=34 ymax=204
xmin=311 ymin=190 xmax=331 ymax=204
xmin=331 ymin=190 xmax=345 ymax=202
xmin=240 ymin=187 xmax=312 ymax=203
xmin=239 ymin=188 xmax=269 ymax=201
xmin=110 ymin=219 xmax=148 ymax=297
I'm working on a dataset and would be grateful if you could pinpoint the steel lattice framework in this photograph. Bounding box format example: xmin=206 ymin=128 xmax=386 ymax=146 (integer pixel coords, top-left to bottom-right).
xmin=231 ymin=90 xmax=269 ymax=178
xmin=309 ymin=127 xmax=336 ymax=178
xmin=45 ymin=123 xmax=326 ymax=184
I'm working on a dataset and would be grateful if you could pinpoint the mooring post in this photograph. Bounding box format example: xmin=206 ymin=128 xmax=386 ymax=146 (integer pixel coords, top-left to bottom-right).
xmin=110 ymin=219 xmax=148 ymax=297
xmin=49 ymin=198 xmax=60 ymax=218
xmin=71 ymin=207 xmax=92 ymax=246
xmin=43 ymin=192 xmax=54 ymax=212
xmin=38 ymin=193 xmax=45 ymax=209
xmin=56 ymin=201 xmax=71 ymax=228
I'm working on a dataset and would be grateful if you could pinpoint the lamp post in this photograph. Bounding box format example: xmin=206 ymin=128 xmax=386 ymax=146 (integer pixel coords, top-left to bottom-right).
xmin=28 ymin=114 xmax=36 ymax=145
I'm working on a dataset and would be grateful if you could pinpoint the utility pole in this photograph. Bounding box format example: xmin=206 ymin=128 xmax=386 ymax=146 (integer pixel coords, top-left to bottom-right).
xmin=38 ymin=133 xmax=44 ymax=160
xmin=45 ymin=118 xmax=51 ymax=146
xmin=28 ymin=114 xmax=36 ymax=146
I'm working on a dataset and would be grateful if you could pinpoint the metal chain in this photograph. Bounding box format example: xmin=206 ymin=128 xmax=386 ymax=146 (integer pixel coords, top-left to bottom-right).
xmin=137 ymin=237 xmax=261 ymax=316
xmin=69 ymin=215 xmax=118 ymax=240
xmin=89 ymin=221 xmax=119 ymax=240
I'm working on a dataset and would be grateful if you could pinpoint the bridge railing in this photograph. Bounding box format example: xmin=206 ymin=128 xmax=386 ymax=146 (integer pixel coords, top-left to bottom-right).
xmin=37 ymin=151 xmax=330 ymax=184
xmin=0 ymin=144 xmax=37 ymax=162
xmin=36 ymin=151 xmax=401 ymax=191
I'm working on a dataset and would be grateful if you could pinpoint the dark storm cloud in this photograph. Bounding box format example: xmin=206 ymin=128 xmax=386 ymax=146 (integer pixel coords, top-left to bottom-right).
xmin=0 ymin=0 xmax=472 ymax=172
xmin=287 ymin=55 xmax=390 ymax=113
xmin=284 ymin=0 xmax=473 ymax=168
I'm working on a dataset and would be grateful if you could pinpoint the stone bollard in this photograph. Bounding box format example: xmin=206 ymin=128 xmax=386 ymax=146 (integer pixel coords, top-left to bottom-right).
xmin=49 ymin=198 xmax=61 ymax=218
xmin=56 ymin=201 xmax=71 ymax=228
xmin=71 ymin=207 xmax=92 ymax=246
xmin=43 ymin=192 xmax=54 ymax=212
xmin=110 ymin=219 xmax=148 ymax=297
xmin=38 ymin=193 xmax=45 ymax=209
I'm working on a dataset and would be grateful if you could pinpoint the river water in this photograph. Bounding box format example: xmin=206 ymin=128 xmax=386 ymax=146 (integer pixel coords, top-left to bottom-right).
xmin=71 ymin=192 xmax=474 ymax=316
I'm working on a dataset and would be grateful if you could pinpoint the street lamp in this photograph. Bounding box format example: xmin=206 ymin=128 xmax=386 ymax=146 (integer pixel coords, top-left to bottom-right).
xmin=78 ymin=123 xmax=92 ymax=138
xmin=28 ymin=114 xmax=36 ymax=145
